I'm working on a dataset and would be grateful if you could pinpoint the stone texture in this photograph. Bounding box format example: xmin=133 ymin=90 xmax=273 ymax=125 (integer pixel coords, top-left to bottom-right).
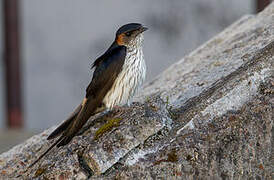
xmin=0 ymin=2 xmax=273 ymax=179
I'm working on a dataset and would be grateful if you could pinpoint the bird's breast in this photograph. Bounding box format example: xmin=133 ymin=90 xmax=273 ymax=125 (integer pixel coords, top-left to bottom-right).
xmin=103 ymin=48 xmax=146 ymax=109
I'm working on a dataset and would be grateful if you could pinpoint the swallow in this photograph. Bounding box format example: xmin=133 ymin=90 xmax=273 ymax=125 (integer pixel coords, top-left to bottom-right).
xmin=29 ymin=23 xmax=148 ymax=167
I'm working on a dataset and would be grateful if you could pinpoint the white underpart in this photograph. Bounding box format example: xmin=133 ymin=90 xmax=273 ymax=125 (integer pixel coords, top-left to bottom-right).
xmin=103 ymin=34 xmax=146 ymax=109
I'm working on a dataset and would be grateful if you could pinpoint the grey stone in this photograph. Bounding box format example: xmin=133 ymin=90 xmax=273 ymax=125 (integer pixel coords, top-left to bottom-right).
xmin=0 ymin=2 xmax=273 ymax=179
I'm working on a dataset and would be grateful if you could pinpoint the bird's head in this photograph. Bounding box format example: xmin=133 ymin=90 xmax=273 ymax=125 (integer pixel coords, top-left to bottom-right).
xmin=115 ymin=23 xmax=148 ymax=48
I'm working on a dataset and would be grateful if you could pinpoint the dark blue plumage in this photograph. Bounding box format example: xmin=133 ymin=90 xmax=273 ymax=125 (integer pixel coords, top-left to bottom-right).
xmin=86 ymin=45 xmax=126 ymax=99
xmin=116 ymin=23 xmax=143 ymax=36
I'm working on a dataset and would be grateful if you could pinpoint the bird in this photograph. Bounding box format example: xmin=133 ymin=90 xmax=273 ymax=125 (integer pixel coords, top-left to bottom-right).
xmin=29 ymin=23 xmax=148 ymax=167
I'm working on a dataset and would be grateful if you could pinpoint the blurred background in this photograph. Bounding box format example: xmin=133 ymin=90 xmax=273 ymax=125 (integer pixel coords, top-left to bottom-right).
xmin=0 ymin=0 xmax=271 ymax=153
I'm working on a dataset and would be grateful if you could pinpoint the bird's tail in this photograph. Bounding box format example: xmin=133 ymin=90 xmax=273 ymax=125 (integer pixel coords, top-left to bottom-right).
xmin=47 ymin=104 xmax=82 ymax=140
xmin=29 ymin=97 xmax=100 ymax=167
xmin=56 ymin=97 xmax=99 ymax=147
xmin=28 ymin=135 xmax=63 ymax=168
xmin=28 ymin=104 xmax=82 ymax=168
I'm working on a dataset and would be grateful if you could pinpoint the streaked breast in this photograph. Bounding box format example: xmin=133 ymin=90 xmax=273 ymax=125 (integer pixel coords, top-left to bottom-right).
xmin=103 ymin=46 xmax=146 ymax=109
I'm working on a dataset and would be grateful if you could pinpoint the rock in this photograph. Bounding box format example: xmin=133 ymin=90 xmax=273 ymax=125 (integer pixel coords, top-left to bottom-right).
xmin=0 ymin=2 xmax=273 ymax=179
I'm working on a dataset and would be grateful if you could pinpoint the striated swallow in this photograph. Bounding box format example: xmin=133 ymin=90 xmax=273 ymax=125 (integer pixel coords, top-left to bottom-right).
xmin=30 ymin=23 xmax=147 ymax=167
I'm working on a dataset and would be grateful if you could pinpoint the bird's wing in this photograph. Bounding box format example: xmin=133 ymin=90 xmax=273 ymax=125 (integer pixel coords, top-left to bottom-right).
xmin=57 ymin=45 xmax=126 ymax=147
xmin=29 ymin=46 xmax=126 ymax=167
xmin=47 ymin=104 xmax=82 ymax=140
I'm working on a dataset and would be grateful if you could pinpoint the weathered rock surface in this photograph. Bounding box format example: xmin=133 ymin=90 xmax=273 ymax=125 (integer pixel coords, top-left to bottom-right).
xmin=1 ymin=3 xmax=273 ymax=180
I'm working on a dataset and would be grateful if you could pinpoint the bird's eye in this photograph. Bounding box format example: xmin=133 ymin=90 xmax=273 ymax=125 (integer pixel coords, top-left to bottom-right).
xmin=125 ymin=32 xmax=131 ymax=37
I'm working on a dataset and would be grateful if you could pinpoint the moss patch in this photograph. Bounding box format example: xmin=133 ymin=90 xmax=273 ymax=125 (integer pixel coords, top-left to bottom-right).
xmin=94 ymin=118 xmax=122 ymax=140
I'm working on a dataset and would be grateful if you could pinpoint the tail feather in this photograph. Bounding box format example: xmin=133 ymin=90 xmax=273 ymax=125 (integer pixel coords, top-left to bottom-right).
xmin=28 ymin=99 xmax=98 ymax=167
xmin=57 ymin=97 xmax=99 ymax=147
xmin=47 ymin=104 xmax=82 ymax=140
xmin=28 ymin=135 xmax=64 ymax=168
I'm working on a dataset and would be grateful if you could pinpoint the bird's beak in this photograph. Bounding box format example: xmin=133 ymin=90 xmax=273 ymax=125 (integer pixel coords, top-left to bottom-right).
xmin=140 ymin=26 xmax=148 ymax=33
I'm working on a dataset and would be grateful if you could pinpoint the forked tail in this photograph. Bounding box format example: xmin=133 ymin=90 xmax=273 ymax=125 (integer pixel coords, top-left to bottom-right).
xmin=28 ymin=135 xmax=63 ymax=168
